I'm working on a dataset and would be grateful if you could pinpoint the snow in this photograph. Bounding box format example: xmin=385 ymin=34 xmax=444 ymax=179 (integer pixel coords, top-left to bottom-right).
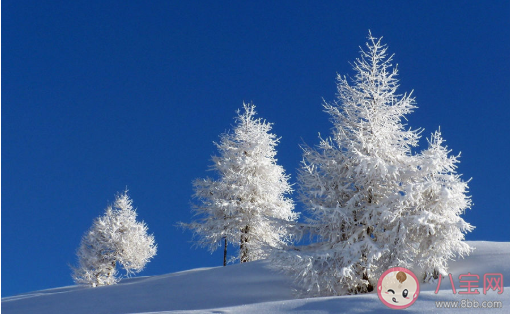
xmin=3 ymin=241 xmax=509 ymax=313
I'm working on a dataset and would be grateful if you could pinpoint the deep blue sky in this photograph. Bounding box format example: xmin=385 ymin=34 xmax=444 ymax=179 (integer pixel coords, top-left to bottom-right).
xmin=2 ymin=1 xmax=509 ymax=297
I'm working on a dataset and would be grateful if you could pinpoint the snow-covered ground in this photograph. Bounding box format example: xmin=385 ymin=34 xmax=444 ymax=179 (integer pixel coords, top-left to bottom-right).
xmin=3 ymin=241 xmax=509 ymax=313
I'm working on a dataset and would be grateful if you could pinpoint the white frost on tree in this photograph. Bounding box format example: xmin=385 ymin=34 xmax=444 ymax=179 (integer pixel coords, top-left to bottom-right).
xmin=271 ymin=32 xmax=473 ymax=296
xmin=406 ymin=130 xmax=474 ymax=282
xmin=72 ymin=191 xmax=157 ymax=287
xmin=183 ymin=103 xmax=298 ymax=264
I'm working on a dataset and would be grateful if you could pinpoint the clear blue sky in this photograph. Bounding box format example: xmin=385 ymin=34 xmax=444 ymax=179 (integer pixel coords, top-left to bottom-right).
xmin=2 ymin=1 xmax=509 ymax=297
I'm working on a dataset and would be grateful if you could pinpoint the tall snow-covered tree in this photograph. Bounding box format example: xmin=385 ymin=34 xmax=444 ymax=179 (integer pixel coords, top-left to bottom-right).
xmin=72 ymin=191 xmax=157 ymax=287
xmin=271 ymin=32 xmax=473 ymax=296
xmin=183 ymin=103 xmax=298 ymax=264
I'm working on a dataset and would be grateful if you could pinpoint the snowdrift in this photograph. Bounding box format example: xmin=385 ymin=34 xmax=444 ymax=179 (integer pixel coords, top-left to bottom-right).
xmin=3 ymin=241 xmax=509 ymax=313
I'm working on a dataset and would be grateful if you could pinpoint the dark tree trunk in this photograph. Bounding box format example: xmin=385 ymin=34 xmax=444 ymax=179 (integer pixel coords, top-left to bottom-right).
xmin=223 ymin=237 xmax=227 ymax=266
xmin=240 ymin=225 xmax=250 ymax=263
xmin=363 ymin=270 xmax=374 ymax=292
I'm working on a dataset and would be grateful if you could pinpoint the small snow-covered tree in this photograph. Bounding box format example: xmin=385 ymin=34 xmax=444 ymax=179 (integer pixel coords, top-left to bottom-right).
xmin=403 ymin=130 xmax=474 ymax=282
xmin=72 ymin=191 xmax=157 ymax=287
xmin=271 ymin=32 xmax=473 ymax=296
xmin=183 ymin=103 xmax=298 ymax=264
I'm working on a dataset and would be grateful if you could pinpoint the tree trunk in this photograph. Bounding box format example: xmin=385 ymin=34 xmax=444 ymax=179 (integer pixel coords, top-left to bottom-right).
xmin=106 ymin=260 xmax=116 ymax=284
xmin=363 ymin=269 xmax=374 ymax=292
xmin=223 ymin=237 xmax=227 ymax=266
xmin=240 ymin=225 xmax=250 ymax=263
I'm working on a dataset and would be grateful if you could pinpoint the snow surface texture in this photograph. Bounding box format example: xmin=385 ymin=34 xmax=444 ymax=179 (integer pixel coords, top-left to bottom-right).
xmin=3 ymin=241 xmax=509 ymax=313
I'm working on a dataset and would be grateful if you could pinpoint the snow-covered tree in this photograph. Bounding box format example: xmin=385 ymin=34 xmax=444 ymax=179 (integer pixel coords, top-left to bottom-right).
xmin=271 ymin=32 xmax=473 ymax=296
xmin=72 ymin=191 xmax=157 ymax=287
xmin=403 ymin=130 xmax=474 ymax=282
xmin=183 ymin=103 xmax=298 ymax=264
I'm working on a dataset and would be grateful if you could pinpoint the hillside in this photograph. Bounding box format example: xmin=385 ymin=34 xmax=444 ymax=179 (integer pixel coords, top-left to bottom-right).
xmin=3 ymin=241 xmax=509 ymax=313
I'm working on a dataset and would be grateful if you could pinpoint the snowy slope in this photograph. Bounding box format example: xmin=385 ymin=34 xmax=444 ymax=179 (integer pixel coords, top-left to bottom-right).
xmin=3 ymin=241 xmax=509 ymax=313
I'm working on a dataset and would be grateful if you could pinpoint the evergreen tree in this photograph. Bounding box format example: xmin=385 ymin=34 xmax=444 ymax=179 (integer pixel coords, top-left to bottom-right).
xmin=72 ymin=191 xmax=157 ymax=287
xmin=405 ymin=130 xmax=474 ymax=282
xmin=184 ymin=103 xmax=298 ymax=264
xmin=271 ymin=33 xmax=473 ymax=296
